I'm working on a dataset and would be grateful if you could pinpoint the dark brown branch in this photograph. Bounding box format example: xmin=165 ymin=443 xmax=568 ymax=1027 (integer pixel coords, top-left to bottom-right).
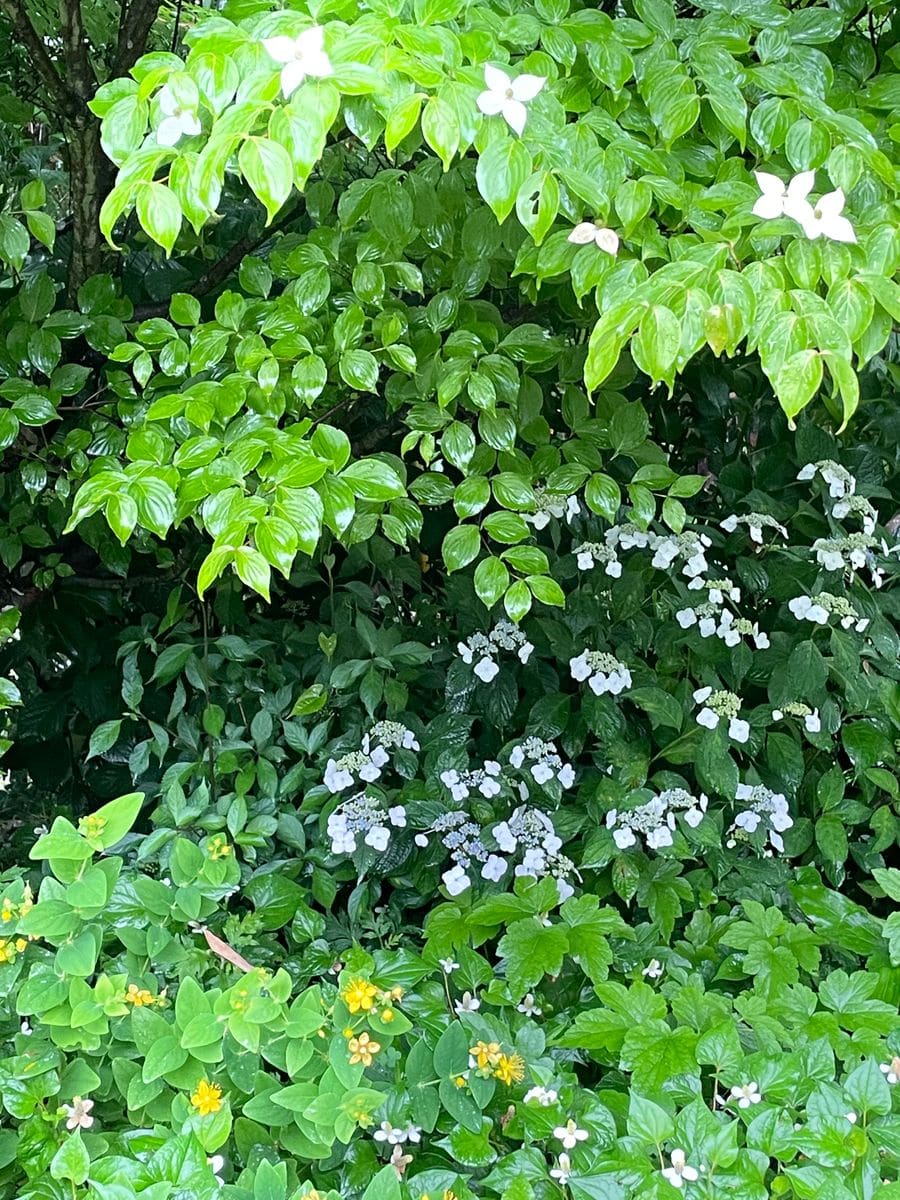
xmin=132 ymin=198 xmax=305 ymax=320
xmin=114 ymin=0 xmax=164 ymax=76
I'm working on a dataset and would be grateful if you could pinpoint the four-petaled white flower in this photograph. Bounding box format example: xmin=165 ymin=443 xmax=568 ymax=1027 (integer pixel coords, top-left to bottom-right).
xmin=550 ymin=1153 xmax=573 ymax=1184
xmin=439 ymin=957 xmax=460 ymax=974
xmin=661 ymin=1148 xmax=698 ymax=1189
xmin=156 ymin=84 xmax=201 ymax=147
xmin=880 ymin=1056 xmax=900 ymax=1085
xmin=568 ymin=222 xmax=619 ymax=256
xmin=752 ymin=170 xmax=815 ymax=222
xmin=799 ymin=188 xmax=856 ymax=243
xmin=554 ymin=1119 xmax=589 ymax=1150
xmin=517 ymin=992 xmax=542 ymax=1016
xmin=642 ymin=958 xmax=664 ymax=979
xmin=476 ymin=64 xmax=546 ymax=135
xmin=730 ymin=1082 xmax=761 ymax=1109
xmin=263 ymin=26 xmax=333 ymax=99
xmin=64 ymin=1096 xmax=95 ymax=1130
xmin=208 ymin=1155 xmax=225 ymax=1187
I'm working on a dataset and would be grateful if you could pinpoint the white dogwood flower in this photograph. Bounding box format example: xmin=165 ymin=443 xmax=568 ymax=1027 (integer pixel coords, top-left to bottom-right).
xmin=263 ymin=26 xmax=332 ymax=99
xmin=752 ymin=170 xmax=815 ymax=222
xmin=476 ymin=64 xmax=546 ymax=135
xmin=156 ymin=84 xmax=201 ymax=146
xmin=798 ymin=188 xmax=856 ymax=243
xmin=568 ymin=222 xmax=619 ymax=255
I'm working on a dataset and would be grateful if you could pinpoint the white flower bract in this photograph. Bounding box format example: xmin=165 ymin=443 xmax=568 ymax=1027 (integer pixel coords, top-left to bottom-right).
xmin=476 ymin=64 xmax=546 ymax=135
xmin=263 ymin=26 xmax=332 ymax=98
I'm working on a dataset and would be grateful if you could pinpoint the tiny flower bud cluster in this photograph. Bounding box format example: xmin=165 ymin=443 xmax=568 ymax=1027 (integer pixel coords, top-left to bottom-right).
xmin=327 ymin=792 xmax=407 ymax=854
xmin=458 ymin=620 xmax=534 ymax=682
xmin=570 ymin=650 xmax=632 ymax=695
xmin=606 ymin=788 xmax=708 ymax=851
xmin=362 ymin=721 xmax=420 ymax=755
xmin=728 ymin=783 xmax=793 ymax=853
xmin=508 ymin=737 xmax=576 ymax=789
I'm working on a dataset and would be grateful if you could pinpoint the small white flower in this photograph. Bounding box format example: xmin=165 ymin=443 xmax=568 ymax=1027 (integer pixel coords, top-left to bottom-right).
xmin=752 ymin=169 xmax=815 ymax=222
xmin=474 ymin=656 xmax=500 ymax=682
xmin=207 ymin=1155 xmax=225 ymax=1187
xmin=20 ymin=1019 xmax=32 ymax=1035
xmin=613 ymin=826 xmax=637 ymax=850
xmin=388 ymin=805 xmax=407 ymax=827
xmin=524 ymin=1085 xmax=558 ymax=1106
xmin=438 ymin=958 xmax=460 ymax=974
xmin=481 ymin=854 xmax=507 ymax=882
xmin=454 ymin=991 xmax=480 ymax=1015
xmin=476 ymin=64 xmax=546 ymax=135
xmin=799 ymin=188 xmax=856 ymax=243
xmin=374 ymin=1121 xmax=406 ymax=1145
xmin=642 ymin=959 xmax=663 ymax=979
xmin=404 ymin=1124 xmax=422 ymax=1143
xmin=568 ymin=222 xmax=619 ymax=255
xmin=730 ymin=1082 xmax=762 ymax=1109
xmin=550 ymin=1153 xmax=573 ymax=1185
xmin=845 ymin=1111 xmax=858 ymax=1124
xmin=554 ymin=1119 xmax=589 ymax=1150
xmin=661 ymin=1148 xmax=699 ymax=1188
xmin=517 ymin=993 xmax=542 ymax=1017
xmin=789 ymin=595 xmax=829 ymax=624
xmin=880 ymin=1056 xmax=900 ymax=1085
xmin=728 ymin=717 xmax=750 ymax=744
xmin=364 ymin=825 xmax=390 ymax=851
xmin=804 ymin=709 xmax=821 ymax=734
xmin=443 ymin=864 xmax=471 ymax=896
xmin=263 ymin=26 xmax=332 ymax=99
xmin=63 ymin=1096 xmax=95 ymax=1131
xmin=156 ymin=84 xmax=202 ymax=146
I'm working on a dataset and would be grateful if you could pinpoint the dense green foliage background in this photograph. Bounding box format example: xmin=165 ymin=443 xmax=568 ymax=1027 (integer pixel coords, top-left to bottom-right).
xmin=0 ymin=0 xmax=897 ymax=1199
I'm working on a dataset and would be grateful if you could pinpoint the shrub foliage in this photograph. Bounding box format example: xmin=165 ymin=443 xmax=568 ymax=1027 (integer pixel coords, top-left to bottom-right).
xmin=0 ymin=1 xmax=898 ymax=1199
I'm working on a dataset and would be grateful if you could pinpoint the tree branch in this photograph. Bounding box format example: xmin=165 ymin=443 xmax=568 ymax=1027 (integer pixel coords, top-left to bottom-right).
xmin=132 ymin=198 xmax=305 ymax=319
xmin=0 ymin=0 xmax=81 ymax=119
xmin=114 ymin=0 xmax=164 ymax=76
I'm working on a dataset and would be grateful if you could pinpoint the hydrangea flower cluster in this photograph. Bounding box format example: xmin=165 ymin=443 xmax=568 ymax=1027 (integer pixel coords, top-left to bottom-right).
xmin=649 ymin=530 xmax=711 ymax=578
xmin=728 ymin=783 xmax=793 ymax=853
xmin=812 ymin=533 xmax=889 ymax=587
xmin=606 ymin=788 xmax=708 ymax=851
xmin=693 ymin=687 xmax=750 ymax=743
xmin=606 ymin=523 xmax=651 ymax=551
xmin=327 ymin=793 xmax=407 ymax=854
xmin=509 ymin=738 xmax=576 ymax=789
xmin=573 ymin=541 xmax=622 ymax=577
xmin=525 ymin=487 xmax=580 ymax=529
xmin=491 ymin=806 xmax=576 ymax=901
xmin=324 ymin=722 xmax=419 ymax=793
xmin=772 ymin=702 xmax=821 ymax=734
xmin=797 ymin=459 xmax=856 ymax=498
xmin=458 ymin=620 xmax=534 ymax=682
xmin=570 ymin=650 xmax=632 ymax=695
xmin=788 ymin=593 xmax=870 ymax=631
xmin=440 ymin=761 xmax=503 ymax=802
xmin=426 ymin=811 xmax=489 ymax=896
xmin=720 ymin=512 xmax=788 ymax=544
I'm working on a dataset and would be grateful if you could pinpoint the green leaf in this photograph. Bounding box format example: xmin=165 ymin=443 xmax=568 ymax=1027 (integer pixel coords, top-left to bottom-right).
xmin=238 ymin=138 xmax=294 ymax=223
xmin=474 ymin=556 xmax=509 ymax=608
xmin=497 ymin=916 xmax=569 ymax=999
xmin=527 ymin=574 xmax=565 ymax=606
xmin=476 ymin=138 xmax=532 ymax=224
xmin=50 ymin=1133 xmax=90 ymax=1185
xmin=135 ymin=183 xmax=182 ymax=256
xmin=443 ymin=525 xmax=481 ymax=573
xmin=773 ymin=349 xmax=824 ymax=426
xmin=340 ymin=460 xmax=405 ymax=501
xmin=585 ymin=473 xmax=621 ymax=520
xmin=339 ymin=349 xmax=379 ymax=392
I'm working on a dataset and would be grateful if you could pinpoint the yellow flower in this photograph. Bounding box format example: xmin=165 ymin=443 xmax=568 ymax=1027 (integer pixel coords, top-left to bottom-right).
xmin=1 ymin=898 xmax=15 ymax=922
xmin=347 ymin=1032 xmax=381 ymax=1066
xmin=454 ymin=1075 xmax=468 ymax=1088
xmin=19 ymin=885 xmax=33 ymax=917
xmin=380 ymin=1008 xmax=395 ymax=1023
xmin=124 ymin=983 xmax=154 ymax=1007
xmin=342 ymin=977 xmax=378 ymax=1013
xmin=14 ymin=938 xmax=26 ymax=953
xmin=390 ymin=986 xmax=404 ymax=1001
xmin=494 ymin=1052 xmax=526 ymax=1085
xmin=207 ymin=836 xmax=232 ymax=860
xmin=469 ymin=1040 xmax=502 ymax=1071
xmin=0 ymin=939 xmax=16 ymax=964
xmin=443 ymin=1192 xmax=459 ymax=1200
xmin=79 ymin=814 xmax=107 ymax=840
xmin=190 ymin=1079 xmax=223 ymax=1115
